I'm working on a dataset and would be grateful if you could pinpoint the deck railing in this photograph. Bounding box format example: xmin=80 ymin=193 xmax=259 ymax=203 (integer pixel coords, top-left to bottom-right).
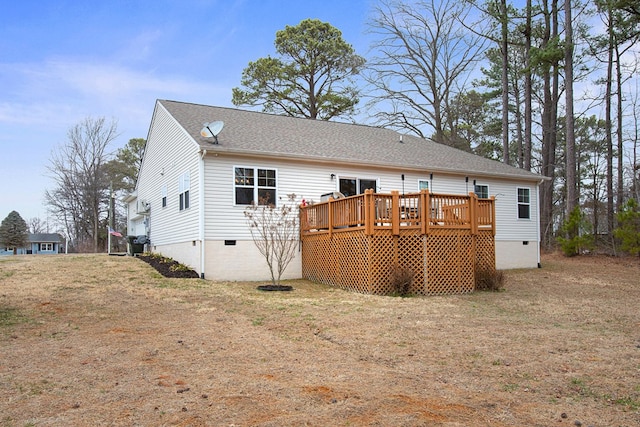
xmin=300 ymin=189 xmax=494 ymax=237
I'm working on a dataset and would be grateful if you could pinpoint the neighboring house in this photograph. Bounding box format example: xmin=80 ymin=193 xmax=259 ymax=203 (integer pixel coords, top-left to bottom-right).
xmin=0 ymin=233 xmax=64 ymax=255
xmin=127 ymin=99 xmax=545 ymax=281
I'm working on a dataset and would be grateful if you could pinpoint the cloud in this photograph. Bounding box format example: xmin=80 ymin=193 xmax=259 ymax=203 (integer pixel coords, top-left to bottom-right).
xmin=0 ymin=57 xmax=234 ymax=139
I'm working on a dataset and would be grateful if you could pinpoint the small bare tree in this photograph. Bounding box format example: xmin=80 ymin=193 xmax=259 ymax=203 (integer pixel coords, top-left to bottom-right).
xmin=244 ymin=194 xmax=299 ymax=287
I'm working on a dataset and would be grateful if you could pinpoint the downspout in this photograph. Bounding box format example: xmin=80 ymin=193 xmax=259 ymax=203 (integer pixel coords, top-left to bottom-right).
xmin=536 ymin=179 xmax=543 ymax=268
xmin=199 ymin=149 xmax=207 ymax=279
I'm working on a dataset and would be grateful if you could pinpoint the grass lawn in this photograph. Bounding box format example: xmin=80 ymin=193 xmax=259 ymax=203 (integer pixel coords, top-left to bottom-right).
xmin=0 ymin=253 xmax=639 ymax=426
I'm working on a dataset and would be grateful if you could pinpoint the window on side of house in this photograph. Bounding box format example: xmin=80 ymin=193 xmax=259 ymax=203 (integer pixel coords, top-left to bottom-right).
xmin=339 ymin=177 xmax=377 ymax=197
xmin=474 ymin=184 xmax=489 ymax=199
xmin=40 ymin=243 xmax=52 ymax=251
xmin=161 ymin=184 xmax=167 ymax=208
xmin=418 ymin=179 xmax=430 ymax=191
xmin=517 ymin=188 xmax=531 ymax=219
xmin=178 ymin=172 xmax=190 ymax=211
xmin=234 ymin=167 xmax=277 ymax=205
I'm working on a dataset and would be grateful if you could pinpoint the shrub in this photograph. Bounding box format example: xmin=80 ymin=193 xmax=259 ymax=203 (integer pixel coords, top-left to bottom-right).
xmin=557 ymin=206 xmax=594 ymax=257
xmin=613 ymin=198 xmax=640 ymax=257
xmin=389 ymin=264 xmax=414 ymax=297
xmin=475 ymin=267 xmax=505 ymax=292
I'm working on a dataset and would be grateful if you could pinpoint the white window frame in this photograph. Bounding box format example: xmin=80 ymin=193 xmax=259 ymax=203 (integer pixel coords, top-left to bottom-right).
xmin=233 ymin=166 xmax=277 ymax=205
xmin=178 ymin=171 xmax=190 ymax=211
xmin=40 ymin=243 xmax=53 ymax=251
xmin=161 ymin=184 xmax=167 ymax=208
xmin=517 ymin=187 xmax=531 ymax=220
xmin=338 ymin=176 xmax=378 ymax=197
xmin=474 ymin=184 xmax=489 ymax=199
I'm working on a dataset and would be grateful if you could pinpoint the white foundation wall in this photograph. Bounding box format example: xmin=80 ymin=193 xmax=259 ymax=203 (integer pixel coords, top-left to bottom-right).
xmin=495 ymin=240 xmax=540 ymax=269
xmin=203 ymin=240 xmax=302 ymax=281
xmin=152 ymin=241 xmax=202 ymax=276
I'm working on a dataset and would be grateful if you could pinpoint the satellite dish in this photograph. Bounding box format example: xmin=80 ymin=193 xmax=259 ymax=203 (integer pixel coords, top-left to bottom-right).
xmin=200 ymin=121 xmax=224 ymax=144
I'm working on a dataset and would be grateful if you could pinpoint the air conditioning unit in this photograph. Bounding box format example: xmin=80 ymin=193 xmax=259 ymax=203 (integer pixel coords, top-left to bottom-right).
xmin=136 ymin=199 xmax=150 ymax=214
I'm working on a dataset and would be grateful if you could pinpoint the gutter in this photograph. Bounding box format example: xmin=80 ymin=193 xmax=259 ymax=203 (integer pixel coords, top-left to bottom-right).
xmin=536 ymin=178 xmax=544 ymax=268
xmin=199 ymin=149 xmax=207 ymax=279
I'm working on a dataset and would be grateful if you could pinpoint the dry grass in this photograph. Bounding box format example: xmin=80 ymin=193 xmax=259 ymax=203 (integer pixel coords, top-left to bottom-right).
xmin=0 ymin=253 xmax=639 ymax=426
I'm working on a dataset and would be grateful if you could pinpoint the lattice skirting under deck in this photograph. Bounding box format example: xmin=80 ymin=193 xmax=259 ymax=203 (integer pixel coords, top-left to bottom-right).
xmin=301 ymin=229 xmax=495 ymax=295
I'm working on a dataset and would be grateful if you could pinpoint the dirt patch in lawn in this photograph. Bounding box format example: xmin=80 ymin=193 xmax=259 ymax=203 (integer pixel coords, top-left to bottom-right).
xmin=0 ymin=253 xmax=639 ymax=426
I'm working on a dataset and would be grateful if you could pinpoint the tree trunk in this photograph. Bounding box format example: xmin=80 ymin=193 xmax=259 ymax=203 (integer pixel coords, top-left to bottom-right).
xmin=501 ymin=0 xmax=510 ymax=165
xmin=540 ymin=0 xmax=554 ymax=248
xmin=616 ymin=44 xmax=624 ymax=211
xmin=565 ymin=0 xmax=577 ymax=215
xmin=524 ymin=0 xmax=533 ymax=171
xmin=605 ymin=7 xmax=615 ymax=244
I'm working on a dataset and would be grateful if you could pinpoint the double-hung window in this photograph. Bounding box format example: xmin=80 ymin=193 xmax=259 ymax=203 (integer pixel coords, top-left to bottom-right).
xmin=178 ymin=172 xmax=190 ymax=210
xmin=40 ymin=243 xmax=53 ymax=251
xmin=161 ymin=185 xmax=167 ymax=208
xmin=517 ymin=188 xmax=531 ymax=219
xmin=474 ymin=184 xmax=489 ymax=199
xmin=234 ymin=167 xmax=276 ymax=205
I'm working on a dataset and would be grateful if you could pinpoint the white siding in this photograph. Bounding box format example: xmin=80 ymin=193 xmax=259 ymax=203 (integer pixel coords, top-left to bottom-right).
xmin=202 ymin=154 xmax=541 ymax=246
xmin=137 ymin=103 xmax=201 ymax=246
xmin=491 ymin=180 xmax=539 ymax=242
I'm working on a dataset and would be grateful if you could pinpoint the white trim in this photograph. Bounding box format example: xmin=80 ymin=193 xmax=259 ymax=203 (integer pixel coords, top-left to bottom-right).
xmin=161 ymin=184 xmax=167 ymax=208
xmin=516 ymin=187 xmax=531 ymax=220
xmin=418 ymin=179 xmax=430 ymax=191
xmin=337 ymin=175 xmax=379 ymax=196
xmin=473 ymin=183 xmax=489 ymax=199
xmin=233 ymin=165 xmax=278 ymax=206
xmin=536 ymin=182 xmax=542 ymax=267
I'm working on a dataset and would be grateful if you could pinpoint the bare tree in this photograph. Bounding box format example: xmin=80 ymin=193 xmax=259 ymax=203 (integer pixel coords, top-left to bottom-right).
xmin=45 ymin=117 xmax=118 ymax=253
xmin=365 ymin=0 xmax=488 ymax=145
xmin=244 ymin=194 xmax=299 ymax=288
xmin=28 ymin=217 xmax=46 ymax=234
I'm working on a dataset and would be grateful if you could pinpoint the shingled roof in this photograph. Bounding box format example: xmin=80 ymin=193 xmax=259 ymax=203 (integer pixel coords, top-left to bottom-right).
xmin=28 ymin=233 xmax=63 ymax=243
xmin=158 ymin=99 xmax=543 ymax=182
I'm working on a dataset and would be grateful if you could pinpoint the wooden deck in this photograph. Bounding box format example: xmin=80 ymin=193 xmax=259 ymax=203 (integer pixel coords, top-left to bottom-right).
xmin=299 ymin=190 xmax=496 ymax=295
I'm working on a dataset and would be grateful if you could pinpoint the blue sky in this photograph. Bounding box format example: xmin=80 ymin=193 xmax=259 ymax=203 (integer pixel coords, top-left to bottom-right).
xmin=1 ymin=0 xmax=374 ymax=224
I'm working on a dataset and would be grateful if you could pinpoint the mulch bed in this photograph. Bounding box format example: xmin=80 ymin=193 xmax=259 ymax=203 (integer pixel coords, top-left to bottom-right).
xmin=256 ymin=284 xmax=294 ymax=291
xmin=137 ymin=254 xmax=200 ymax=278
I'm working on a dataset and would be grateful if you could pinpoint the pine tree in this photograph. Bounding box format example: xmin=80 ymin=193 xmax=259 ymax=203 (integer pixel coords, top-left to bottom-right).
xmin=0 ymin=211 xmax=29 ymax=255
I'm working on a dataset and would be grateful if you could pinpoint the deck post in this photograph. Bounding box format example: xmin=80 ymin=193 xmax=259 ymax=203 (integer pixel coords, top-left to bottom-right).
xmin=328 ymin=197 xmax=334 ymax=238
xmin=420 ymin=189 xmax=429 ymax=235
xmin=391 ymin=190 xmax=400 ymax=236
xmin=364 ymin=189 xmax=374 ymax=236
xmin=490 ymin=195 xmax=496 ymax=236
xmin=469 ymin=192 xmax=478 ymax=235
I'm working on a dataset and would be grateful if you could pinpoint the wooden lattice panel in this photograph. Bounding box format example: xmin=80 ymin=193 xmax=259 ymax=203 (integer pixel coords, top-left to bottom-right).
xmin=475 ymin=230 xmax=495 ymax=272
xmin=397 ymin=230 xmax=426 ymax=295
xmin=474 ymin=230 xmax=496 ymax=288
xmin=368 ymin=232 xmax=396 ymax=294
xmin=302 ymin=230 xmax=371 ymax=293
xmin=424 ymin=229 xmax=475 ymax=295
xmin=302 ymin=227 xmax=494 ymax=296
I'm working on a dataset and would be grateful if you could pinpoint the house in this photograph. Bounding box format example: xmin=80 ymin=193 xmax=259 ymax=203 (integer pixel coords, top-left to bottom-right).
xmin=127 ymin=99 xmax=544 ymax=282
xmin=0 ymin=233 xmax=64 ymax=255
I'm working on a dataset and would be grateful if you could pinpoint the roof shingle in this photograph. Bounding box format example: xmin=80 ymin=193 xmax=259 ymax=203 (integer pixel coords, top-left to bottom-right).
xmin=159 ymin=99 xmax=543 ymax=182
